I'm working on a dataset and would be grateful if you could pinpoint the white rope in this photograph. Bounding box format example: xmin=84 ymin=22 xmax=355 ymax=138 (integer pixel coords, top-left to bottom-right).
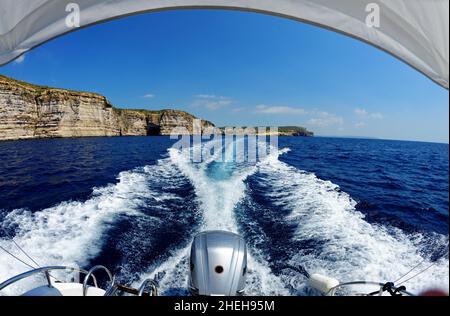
xmin=392 ymin=243 xmax=449 ymax=286
xmin=397 ymin=250 xmax=449 ymax=286
xmin=0 ymin=245 xmax=36 ymax=270
xmin=392 ymin=257 xmax=428 ymax=284
xmin=11 ymin=239 xmax=41 ymax=268
xmin=1 ymin=229 xmax=41 ymax=268
xmin=1 ymin=231 xmax=64 ymax=284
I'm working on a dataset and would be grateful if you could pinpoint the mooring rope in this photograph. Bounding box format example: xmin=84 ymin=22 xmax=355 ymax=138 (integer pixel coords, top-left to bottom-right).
xmin=395 ymin=247 xmax=449 ymax=287
xmin=397 ymin=250 xmax=449 ymax=287
xmin=11 ymin=239 xmax=41 ymax=268
xmin=0 ymin=231 xmax=64 ymax=285
xmin=0 ymin=229 xmax=41 ymax=269
xmin=392 ymin=257 xmax=428 ymax=284
xmin=0 ymin=244 xmax=36 ymax=270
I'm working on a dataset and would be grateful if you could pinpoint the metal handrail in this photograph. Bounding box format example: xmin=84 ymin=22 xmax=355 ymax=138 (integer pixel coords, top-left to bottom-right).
xmin=82 ymin=265 xmax=114 ymax=297
xmin=137 ymin=279 xmax=158 ymax=296
xmin=327 ymin=281 xmax=415 ymax=296
xmin=0 ymin=266 xmax=97 ymax=292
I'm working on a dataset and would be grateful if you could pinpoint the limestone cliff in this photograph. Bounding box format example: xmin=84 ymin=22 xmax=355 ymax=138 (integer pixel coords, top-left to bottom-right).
xmin=0 ymin=75 xmax=214 ymax=141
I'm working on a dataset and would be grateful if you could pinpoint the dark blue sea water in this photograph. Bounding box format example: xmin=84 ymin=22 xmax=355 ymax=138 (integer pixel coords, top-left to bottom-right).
xmin=0 ymin=136 xmax=448 ymax=295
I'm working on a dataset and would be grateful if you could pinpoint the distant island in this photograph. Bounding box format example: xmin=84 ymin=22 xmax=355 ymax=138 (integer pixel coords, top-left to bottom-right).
xmin=0 ymin=75 xmax=313 ymax=141
xmin=275 ymin=126 xmax=314 ymax=137
xmin=218 ymin=126 xmax=314 ymax=137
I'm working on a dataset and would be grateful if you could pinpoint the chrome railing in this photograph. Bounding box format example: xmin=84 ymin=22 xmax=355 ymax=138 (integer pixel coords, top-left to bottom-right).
xmin=0 ymin=265 xmax=159 ymax=297
xmin=82 ymin=265 xmax=115 ymax=296
xmin=327 ymin=281 xmax=415 ymax=296
xmin=138 ymin=279 xmax=158 ymax=296
xmin=0 ymin=266 xmax=98 ymax=292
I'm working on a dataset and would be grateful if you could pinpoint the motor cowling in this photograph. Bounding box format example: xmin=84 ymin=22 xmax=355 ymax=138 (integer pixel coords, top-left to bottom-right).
xmin=189 ymin=230 xmax=247 ymax=296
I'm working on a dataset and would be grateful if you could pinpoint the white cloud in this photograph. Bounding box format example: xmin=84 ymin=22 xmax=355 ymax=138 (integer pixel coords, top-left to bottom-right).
xmin=355 ymin=121 xmax=366 ymax=128
xmin=354 ymin=108 xmax=383 ymax=119
xmin=370 ymin=112 xmax=384 ymax=119
xmin=255 ymin=105 xmax=307 ymax=115
xmin=307 ymin=111 xmax=344 ymax=127
xmin=194 ymin=94 xmax=219 ymax=99
xmin=354 ymin=108 xmax=368 ymax=116
xmin=192 ymin=94 xmax=233 ymax=110
xmin=142 ymin=93 xmax=155 ymax=99
xmin=14 ymin=55 xmax=26 ymax=64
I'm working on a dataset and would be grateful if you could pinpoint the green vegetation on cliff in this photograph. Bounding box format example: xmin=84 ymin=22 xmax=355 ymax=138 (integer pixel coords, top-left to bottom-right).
xmin=0 ymin=74 xmax=313 ymax=139
xmin=278 ymin=126 xmax=314 ymax=136
xmin=0 ymin=74 xmax=215 ymax=140
xmin=217 ymin=126 xmax=314 ymax=136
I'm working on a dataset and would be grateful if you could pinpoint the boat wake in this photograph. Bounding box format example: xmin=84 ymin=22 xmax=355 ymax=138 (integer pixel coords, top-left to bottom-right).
xmin=239 ymin=151 xmax=449 ymax=294
xmin=0 ymin=158 xmax=198 ymax=295
xmin=1 ymin=140 xmax=448 ymax=296
xmin=134 ymin=143 xmax=289 ymax=295
xmin=135 ymin=141 xmax=449 ymax=295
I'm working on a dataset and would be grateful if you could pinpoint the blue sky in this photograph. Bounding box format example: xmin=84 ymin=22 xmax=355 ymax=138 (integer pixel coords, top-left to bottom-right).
xmin=1 ymin=9 xmax=448 ymax=143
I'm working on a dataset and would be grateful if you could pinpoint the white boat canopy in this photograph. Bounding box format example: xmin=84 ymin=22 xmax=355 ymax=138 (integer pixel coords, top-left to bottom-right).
xmin=0 ymin=0 xmax=448 ymax=89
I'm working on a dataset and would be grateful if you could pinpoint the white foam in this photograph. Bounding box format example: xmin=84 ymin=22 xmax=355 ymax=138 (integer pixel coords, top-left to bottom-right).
xmin=168 ymin=143 xmax=256 ymax=232
xmin=257 ymin=154 xmax=449 ymax=295
xmin=132 ymin=245 xmax=191 ymax=296
xmin=245 ymin=252 xmax=290 ymax=296
xmin=0 ymin=160 xmax=182 ymax=296
xmin=135 ymin=140 xmax=287 ymax=295
xmin=4 ymin=139 xmax=446 ymax=296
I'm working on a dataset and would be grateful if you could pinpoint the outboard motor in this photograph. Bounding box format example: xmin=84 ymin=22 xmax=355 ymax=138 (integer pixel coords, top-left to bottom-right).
xmin=189 ymin=230 xmax=247 ymax=296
